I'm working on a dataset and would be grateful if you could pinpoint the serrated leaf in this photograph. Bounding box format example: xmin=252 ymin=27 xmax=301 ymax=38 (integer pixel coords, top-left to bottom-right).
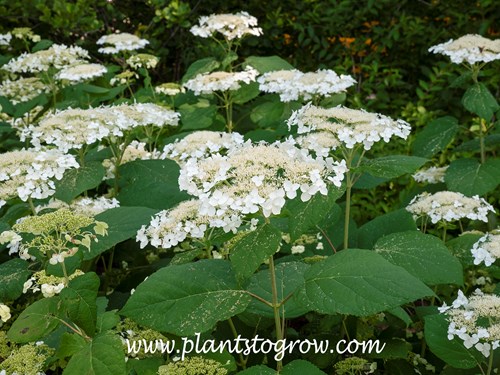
xmin=96 ymin=310 xmax=120 ymax=333
xmin=85 ymin=206 xmax=159 ymax=260
xmin=462 ymin=82 xmax=499 ymax=120
xmin=56 ymin=332 xmax=87 ymax=359
xmin=281 ymin=360 xmax=326 ymax=374
xmin=60 ymin=272 xmax=100 ymax=336
xmin=425 ymin=314 xmax=482 ymax=369
xmin=121 ymin=260 xmax=251 ymax=336
xmin=250 ymin=101 xmax=285 ymax=127
xmin=360 ymin=155 xmax=428 ymax=179
xmin=54 ymin=161 xmax=105 ymax=203
xmin=246 ymin=261 xmax=310 ymax=318
xmin=296 ymin=249 xmax=434 ymax=316
xmin=287 ymin=186 xmax=345 ymax=241
xmin=0 ymin=258 xmax=30 ymax=300
xmin=445 ymin=158 xmax=499 ymax=196
xmin=244 ymin=55 xmax=295 ymax=73
xmin=117 ymin=159 xmax=190 ymax=209
xmin=178 ymin=100 xmax=217 ymax=130
xmin=411 ymin=116 xmax=459 ymax=158
xmin=182 ymin=57 xmax=220 ymax=83
xmin=8 ymin=297 xmax=60 ymax=343
xmin=375 ymin=231 xmax=463 ymax=286
xmin=63 ymin=333 xmax=126 ymax=375
xmin=230 ymin=223 xmax=282 ymax=280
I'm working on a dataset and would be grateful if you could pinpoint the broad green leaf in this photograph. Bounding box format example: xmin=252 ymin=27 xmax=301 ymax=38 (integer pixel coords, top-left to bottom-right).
xmin=425 ymin=314 xmax=482 ymax=369
xmin=178 ymin=100 xmax=217 ymax=130
xmin=0 ymin=258 xmax=30 ymax=300
xmin=296 ymin=249 xmax=434 ymax=316
xmin=8 ymin=297 xmax=60 ymax=343
xmin=446 ymin=233 xmax=483 ymax=267
xmin=455 ymin=134 xmax=500 ymax=152
xmin=357 ymin=209 xmax=417 ymax=249
xmin=237 ymin=365 xmax=276 ymax=374
xmin=387 ymin=307 xmax=412 ymax=326
xmin=96 ymin=310 xmax=120 ymax=333
xmin=232 ymin=82 xmax=260 ymax=104
xmin=85 ymin=206 xmax=158 ymax=260
xmin=127 ymin=358 xmax=164 ymax=375
xmin=56 ymin=332 xmax=87 ymax=360
xmin=121 ymin=260 xmax=251 ymax=336
xmin=360 ymin=155 xmax=428 ymax=179
xmin=0 ymin=96 xmax=15 ymax=115
xmin=181 ymin=57 xmax=220 ymax=83
xmin=281 ymin=360 xmax=326 ymax=374
xmin=445 ymin=158 xmax=499 ymax=196
xmin=230 ymin=223 xmax=282 ymax=280
xmin=411 ymin=116 xmax=459 ymax=158
xmin=32 ymin=39 xmax=53 ymax=52
xmin=366 ymin=338 xmax=411 ymax=359
xmin=250 ymin=101 xmax=285 ymax=127
xmin=462 ymin=82 xmax=499 ymax=120
xmin=80 ymin=84 xmax=110 ymax=94
xmin=246 ymin=261 xmax=310 ymax=318
xmin=287 ymin=185 xmax=345 ymax=241
xmin=244 ymin=55 xmax=295 ymax=73
xmin=60 ymin=272 xmax=100 ymax=336
xmin=374 ymin=231 xmax=463 ymax=286
xmin=54 ymin=161 xmax=105 ymax=203
xmin=117 ymin=159 xmax=190 ymax=209
xmin=63 ymin=333 xmax=126 ymax=375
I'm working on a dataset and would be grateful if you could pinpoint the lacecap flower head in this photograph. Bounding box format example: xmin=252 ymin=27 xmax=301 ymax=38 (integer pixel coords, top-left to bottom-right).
xmin=471 ymin=231 xmax=500 ymax=267
xmin=184 ymin=66 xmax=259 ymax=95
xmin=190 ymin=11 xmax=263 ymax=40
xmin=55 ymin=63 xmax=107 ymax=83
xmin=429 ymin=34 xmax=500 ymax=65
xmin=97 ymin=32 xmax=149 ymax=54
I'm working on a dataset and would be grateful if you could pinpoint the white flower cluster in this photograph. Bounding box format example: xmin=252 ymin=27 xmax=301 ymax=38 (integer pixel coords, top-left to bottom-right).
xmin=23 ymin=104 xmax=179 ymax=152
xmin=103 ymin=140 xmax=163 ymax=179
xmin=36 ymin=196 xmax=120 ymax=217
xmin=155 ymin=82 xmax=185 ymax=96
xmin=137 ymin=199 xmax=211 ymax=249
xmin=184 ymin=66 xmax=258 ymax=95
xmin=406 ymin=191 xmax=495 ymax=224
xmin=179 ymin=141 xmax=347 ymax=232
xmin=288 ymin=103 xmax=411 ymax=150
xmin=0 ymin=230 xmax=22 ymax=256
xmin=0 ymin=33 xmax=12 ymax=46
xmin=190 ymin=12 xmax=263 ymax=40
xmin=2 ymin=44 xmax=90 ymax=73
xmin=10 ymin=27 xmax=41 ymax=43
xmin=97 ymin=32 xmax=149 ymax=54
xmin=258 ymin=69 xmax=356 ymax=102
xmin=0 ymin=77 xmax=50 ymax=105
xmin=0 ymin=303 xmax=10 ymax=324
xmin=162 ymin=131 xmax=245 ymax=164
xmin=23 ymin=270 xmax=84 ymax=298
xmin=55 ymin=63 xmax=107 ymax=83
xmin=429 ymin=34 xmax=500 ymax=65
xmin=440 ymin=289 xmax=500 ymax=358
xmin=126 ymin=53 xmax=159 ymax=69
xmin=110 ymin=70 xmax=138 ymax=86
xmin=0 ymin=148 xmax=79 ymax=207
xmin=412 ymin=166 xmax=448 ymax=184
xmin=471 ymin=231 xmax=500 ymax=267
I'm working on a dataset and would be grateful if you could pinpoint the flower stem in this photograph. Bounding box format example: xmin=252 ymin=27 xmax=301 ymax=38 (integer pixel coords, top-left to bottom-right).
xmin=227 ymin=317 xmax=247 ymax=369
xmin=486 ymin=351 xmax=494 ymax=375
xmin=28 ymin=197 xmax=37 ymax=216
xmin=268 ymin=255 xmax=283 ymax=371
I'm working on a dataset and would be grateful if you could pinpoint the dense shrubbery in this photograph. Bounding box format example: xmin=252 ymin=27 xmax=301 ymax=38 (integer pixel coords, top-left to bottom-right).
xmin=0 ymin=2 xmax=500 ymax=375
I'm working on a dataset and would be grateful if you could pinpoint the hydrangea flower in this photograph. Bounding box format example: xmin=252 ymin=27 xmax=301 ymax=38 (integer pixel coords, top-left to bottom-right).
xmin=0 ymin=77 xmax=50 ymax=105
xmin=55 ymin=63 xmax=107 ymax=83
xmin=471 ymin=231 xmax=500 ymax=267
xmin=155 ymin=82 xmax=185 ymax=96
xmin=406 ymin=191 xmax=495 ymax=224
xmin=0 ymin=303 xmax=10 ymax=323
xmin=0 ymin=148 xmax=79 ymax=207
xmin=412 ymin=166 xmax=448 ymax=184
xmin=190 ymin=12 xmax=262 ymax=40
xmin=126 ymin=53 xmax=159 ymax=69
xmin=429 ymin=34 xmax=500 ymax=65
xmin=288 ymin=103 xmax=411 ymax=151
xmin=258 ymin=69 xmax=356 ymax=102
xmin=23 ymin=270 xmax=84 ymax=297
xmin=184 ymin=66 xmax=259 ymax=95
xmin=440 ymin=289 xmax=500 ymax=357
xmin=2 ymin=44 xmax=90 ymax=73
xmin=36 ymin=196 xmax=120 ymax=217
xmin=0 ymin=32 xmax=12 ymax=46
xmin=97 ymin=32 xmax=149 ymax=54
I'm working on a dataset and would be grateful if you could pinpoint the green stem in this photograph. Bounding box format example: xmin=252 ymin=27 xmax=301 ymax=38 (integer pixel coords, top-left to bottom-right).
xmin=223 ymin=92 xmax=234 ymax=133
xmin=268 ymin=255 xmax=283 ymax=371
xmin=486 ymin=350 xmax=494 ymax=375
xmin=227 ymin=317 xmax=247 ymax=369
xmin=479 ymin=119 xmax=486 ymax=164
xmin=28 ymin=197 xmax=37 ymax=216
xmin=61 ymin=260 xmax=69 ymax=285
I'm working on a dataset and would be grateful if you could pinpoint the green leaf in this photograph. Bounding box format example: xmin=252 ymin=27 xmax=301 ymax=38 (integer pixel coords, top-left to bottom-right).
xmin=8 ymin=297 xmax=60 ymax=343
xmin=296 ymin=249 xmax=434 ymax=316
xmin=96 ymin=310 xmax=120 ymax=333
xmin=445 ymin=158 xmax=500 ymax=196
xmin=182 ymin=57 xmax=220 ymax=83
xmin=178 ymin=99 xmax=217 ymax=130
xmin=80 ymin=84 xmax=110 ymax=94
xmin=360 ymin=155 xmax=428 ymax=179
xmin=455 ymin=134 xmax=500 ymax=152
xmin=246 ymin=261 xmax=310 ymax=318
xmin=56 ymin=332 xmax=87 ymax=360
xmin=0 ymin=258 xmax=30 ymax=300
xmin=117 ymin=159 xmax=190 ymax=209
xmin=63 ymin=333 xmax=126 ymax=375
xmin=387 ymin=307 xmax=413 ymax=326
xmin=54 ymin=161 xmax=105 ymax=203
xmin=121 ymin=260 xmax=251 ymax=336
xmin=250 ymin=101 xmax=285 ymax=127
xmin=237 ymin=365 xmax=276 ymax=374
xmin=127 ymin=358 xmax=164 ymax=375
xmin=232 ymin=82 xmax=260 ymax=104
xmin=374 ymin=231 xmax=463 ymax=286
xmin=281 ymin=360 xmax=327 ymax=374
xmin=244 ymin=56 xmax=295 ymax=73
xmin=462 ymin=82 xmax=499 ymax=120
xmin=32 ymin=39 xmax=53 ymax=52
xmin=366 ymin=338 xmax=411 ymax=359
xmin=85 ymin=206 xmax=158 ymax=260
xmin=411 ymin=116 xmax=459 ymax=158
xmin=287 ymin=185 xmax=345 ymax=241
xmin=425 ymin=314 xmax=481 ymax=369
xmin=357 ymin=209 xmax=417 ymax=249
xmin=0 ymin=96 xmax=15 ymax=115
xmin=60 ymin=272 xmax=100 ymax=336
xmin=230 ymin=223 xmax=282 ymax=281
xmin=446 ymin=233 xmax=483 ymax=267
